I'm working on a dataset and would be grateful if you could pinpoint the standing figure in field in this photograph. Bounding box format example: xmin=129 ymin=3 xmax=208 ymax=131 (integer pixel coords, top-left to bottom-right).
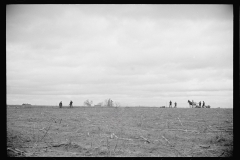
xmin=174 ymin=102 xmax=177 ymax=108
xmin=199 ymin=101 xmax=201 ymax=108
xmin=169 ymin=101 xmax=172 ymax=108
xmin=69 ymin=100 xmax=73 ymax=108
xmin=59 ymin=101 xmax=62 ymax=108
xmin=202 ymin=101 xmax=205 ymax=108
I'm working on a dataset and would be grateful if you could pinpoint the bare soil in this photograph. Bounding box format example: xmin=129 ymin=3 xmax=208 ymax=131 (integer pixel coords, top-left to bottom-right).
xmin=7 ymin=106 xmax=233 ymax=157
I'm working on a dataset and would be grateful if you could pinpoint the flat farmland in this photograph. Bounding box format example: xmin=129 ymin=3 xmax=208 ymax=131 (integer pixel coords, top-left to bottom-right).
xmin=7 ymin=106 xmax=233 ymax=157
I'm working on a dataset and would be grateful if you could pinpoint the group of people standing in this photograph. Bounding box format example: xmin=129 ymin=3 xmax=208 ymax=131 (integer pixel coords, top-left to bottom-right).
xmin=169 ymin=101 xmax=177 ymax=108
xmin=58 ymin=100 xmax=205 ymax=108
xmin=169 ymin=100 xmax=206 ymax=108
xmin=198 ymin=101 xmax=205 ymax=108
xmin=59 ymin=100 xmax=73 ymax=108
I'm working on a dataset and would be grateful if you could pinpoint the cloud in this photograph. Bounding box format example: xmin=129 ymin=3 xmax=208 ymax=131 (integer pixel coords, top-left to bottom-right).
xmin=7 ymin=4 xmax=233 ymax=108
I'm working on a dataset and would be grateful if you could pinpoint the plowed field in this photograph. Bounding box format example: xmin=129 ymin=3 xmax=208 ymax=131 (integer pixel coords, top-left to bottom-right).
xmin=7 ymin=106 xmax=233 ymax=157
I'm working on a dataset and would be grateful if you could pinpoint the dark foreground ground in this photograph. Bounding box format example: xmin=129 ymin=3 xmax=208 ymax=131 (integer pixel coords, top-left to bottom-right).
xmin=7 ymin=106 xmax=233 ymax=157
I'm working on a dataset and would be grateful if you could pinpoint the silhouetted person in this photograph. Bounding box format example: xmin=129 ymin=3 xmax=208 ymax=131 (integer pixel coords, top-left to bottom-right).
xmin=174 ymin=102 xmax=177 ymax=108
xmin=69 ymin=100 xmax=73 ymax=108
xmin=202 ymin=101 xmax=205 ymax=108
xmin=59 ymin=101 xmax=62 ymax=108
xmin=199 ymin=101 xmax=201 ymax=108
xmin=169 ymin=101 xmax=172 ymax=108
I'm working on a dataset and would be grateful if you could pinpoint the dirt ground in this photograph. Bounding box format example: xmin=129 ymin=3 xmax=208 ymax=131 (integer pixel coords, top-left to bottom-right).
xmin=7 ymin=105 xmax=233 ymax=157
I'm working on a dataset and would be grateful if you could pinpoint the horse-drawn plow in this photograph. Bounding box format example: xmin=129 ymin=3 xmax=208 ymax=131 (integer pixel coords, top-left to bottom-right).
xmin=188 ymin=100 xmax=211 ymax=108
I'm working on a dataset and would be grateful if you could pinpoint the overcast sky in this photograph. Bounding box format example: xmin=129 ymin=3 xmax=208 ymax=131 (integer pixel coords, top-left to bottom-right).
xmin=6 ymin=4 xmax=233 ymax=108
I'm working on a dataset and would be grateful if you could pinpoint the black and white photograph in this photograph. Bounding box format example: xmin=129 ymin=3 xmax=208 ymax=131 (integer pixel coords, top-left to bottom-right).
xmin=7 ymin=4 xmax=233 ymax=157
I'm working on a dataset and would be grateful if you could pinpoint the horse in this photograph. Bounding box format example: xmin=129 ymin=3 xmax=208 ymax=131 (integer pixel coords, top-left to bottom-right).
xmin=187 ymin=100 xmax=192 ymax=108
xmin=187 ymin=100 xmax=200 ymax=108
xmin=188 ymin=100 xmax=196 ymax=108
